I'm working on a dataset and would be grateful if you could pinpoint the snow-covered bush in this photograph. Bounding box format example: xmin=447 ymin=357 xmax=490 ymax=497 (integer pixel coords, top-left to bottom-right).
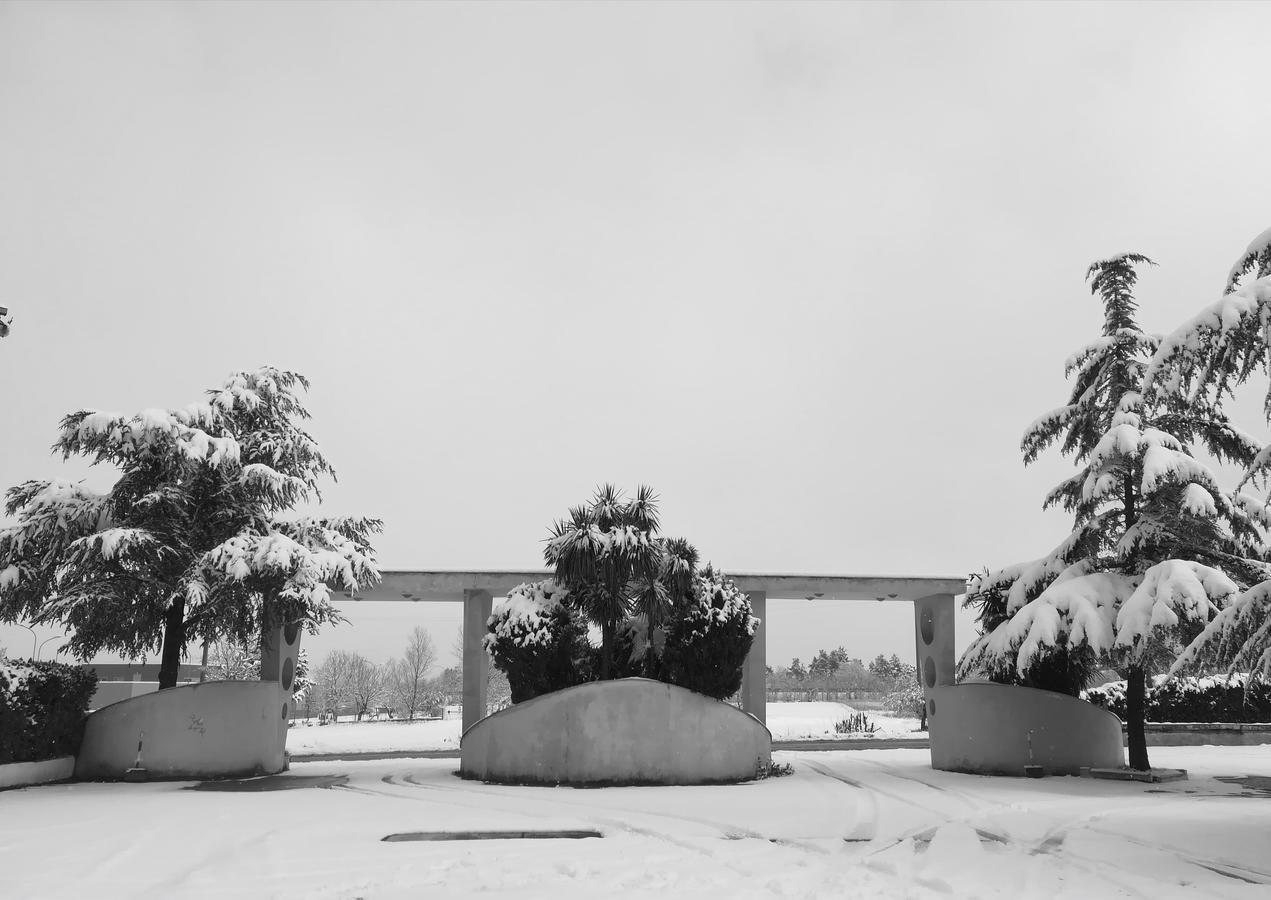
xmin=884 ymin=680 xmax=927 ymax=729
xmin=1084 ymin=673 xmax=1271 ymax=723
xmin=0 ymin=659 xmax=97 ymax=764
xmin=484 ymin=580 xmax=592 ymax=703
xmin=659 ymin=566 xmax=759 ymax=700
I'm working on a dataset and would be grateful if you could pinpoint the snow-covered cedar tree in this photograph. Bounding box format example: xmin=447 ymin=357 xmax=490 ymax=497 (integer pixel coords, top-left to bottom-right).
xmin=484 ymin=580 xmax=593 ymax=703
xmin=659 ymin=565 xmax=760 ymax=700
xmin=1144 ymin=226 xmax=1271 ymax=686
xmin=959 ymin=254 xmax=1269 ymax=771
xmin=0 ymin=367 xmax=381 ymax=689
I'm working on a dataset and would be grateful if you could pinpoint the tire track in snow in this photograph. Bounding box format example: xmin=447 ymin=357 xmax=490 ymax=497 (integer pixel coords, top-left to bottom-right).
xmin=801 ymin=757 xmax=1196 ymax=900
xmin=324 ymin=766 xmax=836 ymax=890
xmin=392 ymin=773 xmax=833 ymax=855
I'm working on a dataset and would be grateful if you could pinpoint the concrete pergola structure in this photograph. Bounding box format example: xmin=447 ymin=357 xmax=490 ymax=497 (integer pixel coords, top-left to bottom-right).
xmin=332 ymin=570 xmax=967 ymax=734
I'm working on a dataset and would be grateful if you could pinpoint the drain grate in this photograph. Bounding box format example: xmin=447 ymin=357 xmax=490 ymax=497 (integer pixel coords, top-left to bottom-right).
xmin=382 ymin=830 xmax=602 ymax=842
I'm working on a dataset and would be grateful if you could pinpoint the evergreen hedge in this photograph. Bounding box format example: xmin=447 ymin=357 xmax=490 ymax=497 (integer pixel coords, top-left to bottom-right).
xmin=1084 ymin=674 xmax=1271 ymax=723
xmin=0 ymin=659 xmax=98 ymax=764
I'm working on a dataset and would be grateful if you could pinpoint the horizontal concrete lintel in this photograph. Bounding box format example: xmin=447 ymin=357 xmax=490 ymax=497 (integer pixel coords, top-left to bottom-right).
xmin=332 ymin=570 xmax=967 ymax=603
xmin=730 ymin=573 xmax=966 ymax=602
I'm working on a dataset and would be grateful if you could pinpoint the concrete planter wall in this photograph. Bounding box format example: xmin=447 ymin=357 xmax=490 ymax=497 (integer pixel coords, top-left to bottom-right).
xmin=75 ymin=681 xmax=289 ymax=781
xmin=460 ymin=678 xmax=772 ymax=786
xmin=930 ymin=682 xmax=1125 ymax=776
xmin=0 ymin=756 xmax=76 ymax=790
xmin=1133 ymin=722 xmax=1271 ymax=747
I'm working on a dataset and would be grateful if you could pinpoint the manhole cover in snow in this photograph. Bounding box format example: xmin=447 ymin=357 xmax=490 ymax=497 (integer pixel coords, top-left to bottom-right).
xmin=382 ymin=830 xmax=602 ymax=842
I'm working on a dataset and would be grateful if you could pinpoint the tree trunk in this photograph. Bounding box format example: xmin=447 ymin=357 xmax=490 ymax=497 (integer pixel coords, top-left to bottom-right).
xmin=1126 ymin=664 xmax=1150 ymax=772
xmin=157 ymin=597 xmax=186 ymax=690
xmin=600 ymin=621 xmax=614 ymax=680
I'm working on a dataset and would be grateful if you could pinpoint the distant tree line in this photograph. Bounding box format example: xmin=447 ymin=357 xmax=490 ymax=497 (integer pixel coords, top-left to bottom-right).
xmin=767 ymin=648 xmax=917 ymax=694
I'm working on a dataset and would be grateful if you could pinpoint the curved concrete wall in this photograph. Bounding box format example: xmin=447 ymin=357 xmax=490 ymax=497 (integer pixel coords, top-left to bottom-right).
xmin=929 ymin=682 xmax=1124 ymax=776
xmin=461 ymin=678 xmax=772 ymax=786
xmin=75 ymin=681 xmax=289 ymax=781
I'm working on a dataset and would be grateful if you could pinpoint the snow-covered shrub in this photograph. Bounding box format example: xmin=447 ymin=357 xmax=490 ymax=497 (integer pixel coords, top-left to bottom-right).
xmin=884 ymin=680 xmax=927 ymax=729
xmin=834 ymin=712 xmax=878 ymax=735
xmin=1084 ymin=673 xmax=1271 ymax=723
xmin=0 ymin=658 xmax=97 ymax=764
xmin=484 ymin=581 xmax=592 ymax=703
xmin=659 ymin=566 xmax=759 ymax=700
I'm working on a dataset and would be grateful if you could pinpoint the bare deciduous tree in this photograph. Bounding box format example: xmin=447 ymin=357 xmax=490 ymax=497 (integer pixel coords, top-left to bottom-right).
xmin=388 ymin=626 xmax=437 ymax=720
xmin=314 ymin=649 xmax=358 ymax=721
xmin=348 ymin=652 xmax=386 ymax=721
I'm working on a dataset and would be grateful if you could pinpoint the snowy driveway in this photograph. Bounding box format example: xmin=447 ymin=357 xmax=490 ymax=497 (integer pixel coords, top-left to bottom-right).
xmin=2 ymin=747 xmax=1268 ymax=899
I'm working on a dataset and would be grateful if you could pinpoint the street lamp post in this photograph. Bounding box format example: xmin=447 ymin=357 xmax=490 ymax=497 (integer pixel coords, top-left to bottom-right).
xmin=36 ymin=636 xmax=66 ymax=661
xmin=15 ymin=623 xmax=37 ymax=659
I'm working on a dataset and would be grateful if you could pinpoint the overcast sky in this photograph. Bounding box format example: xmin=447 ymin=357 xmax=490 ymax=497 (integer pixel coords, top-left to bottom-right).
xmin=4 ymin=2 xmax=1271 ymax=675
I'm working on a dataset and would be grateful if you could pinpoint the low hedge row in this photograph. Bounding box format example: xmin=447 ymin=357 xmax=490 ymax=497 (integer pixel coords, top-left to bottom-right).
xmin=0 ymin=659 xmax=98 ymax=764
xmin=1083 ymin=674 xmax=1271 ymax=724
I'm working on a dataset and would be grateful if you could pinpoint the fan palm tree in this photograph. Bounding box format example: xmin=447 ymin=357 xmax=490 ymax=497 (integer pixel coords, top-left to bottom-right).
xmin=545 ymin=484 xmax=665 ymax=679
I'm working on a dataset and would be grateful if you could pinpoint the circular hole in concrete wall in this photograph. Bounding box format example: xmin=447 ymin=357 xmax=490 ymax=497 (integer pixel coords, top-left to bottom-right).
xmin=927 ymin=698 xmax=936 ymax=718
xmin=920 ymin=608 xmax=935 ymax=645
xmin=281 ymin=702 xmax=289 ymax=720
xmin=282 ymin=657 xmax=295 ymax=691
xmin=284 ymin=622 xmax=300 ymax=646
xmin=923 ymin=656 xmax=937 ymax=688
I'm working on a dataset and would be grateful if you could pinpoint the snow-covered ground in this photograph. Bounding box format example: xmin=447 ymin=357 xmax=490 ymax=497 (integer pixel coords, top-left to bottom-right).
xmin=286 ymin=702 xmax=923 ymax=755
xmin=3 ymin=746 xmax=1269 ymax=898
xmin=287 ymin=717 xmax=463 ymax=755
xmin=762 ymin=702 xmax=923 ymax=741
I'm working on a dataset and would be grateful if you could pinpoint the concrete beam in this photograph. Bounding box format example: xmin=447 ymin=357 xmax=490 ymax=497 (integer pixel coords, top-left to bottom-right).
xmin=331 ymin=570 xmax=965 ymax=604
xmin=462 ymin=589 xmax=493 ymax=736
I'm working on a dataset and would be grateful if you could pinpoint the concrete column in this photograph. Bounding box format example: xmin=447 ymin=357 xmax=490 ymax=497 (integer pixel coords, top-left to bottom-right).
xmin=462 ymin=588 xmax=493 ymax=736
xmin=740 ymin=591 xmax=767 ymax=725
xmin=913 ymin=593 xmax=956 ymax=736
xmin=260 ymin=620 xmax=302 ymax=768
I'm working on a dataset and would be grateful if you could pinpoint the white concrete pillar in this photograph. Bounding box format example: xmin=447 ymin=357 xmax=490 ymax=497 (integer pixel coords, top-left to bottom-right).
xmin=462 ymin=588 xmax=493 ymax=736
xmin=260 ymin=620 xmax=302 ymax=769
xmin=913 ymin=593 xmax=956 ymax=731
xmin=740 ymin=591 xmax=767 ymax=725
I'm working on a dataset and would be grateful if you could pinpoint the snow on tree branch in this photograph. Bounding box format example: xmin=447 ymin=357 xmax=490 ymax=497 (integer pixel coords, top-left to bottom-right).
xmin=1113 ymin=560 xmax=1236 ymax=654
xmin=1225 ymin=225 xmax=1271 ymax=294
xmin=1144 ymin=275 xmax=1271 ymax=411
xmin=1173 ymin=581 xmax=1271 ymax=681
